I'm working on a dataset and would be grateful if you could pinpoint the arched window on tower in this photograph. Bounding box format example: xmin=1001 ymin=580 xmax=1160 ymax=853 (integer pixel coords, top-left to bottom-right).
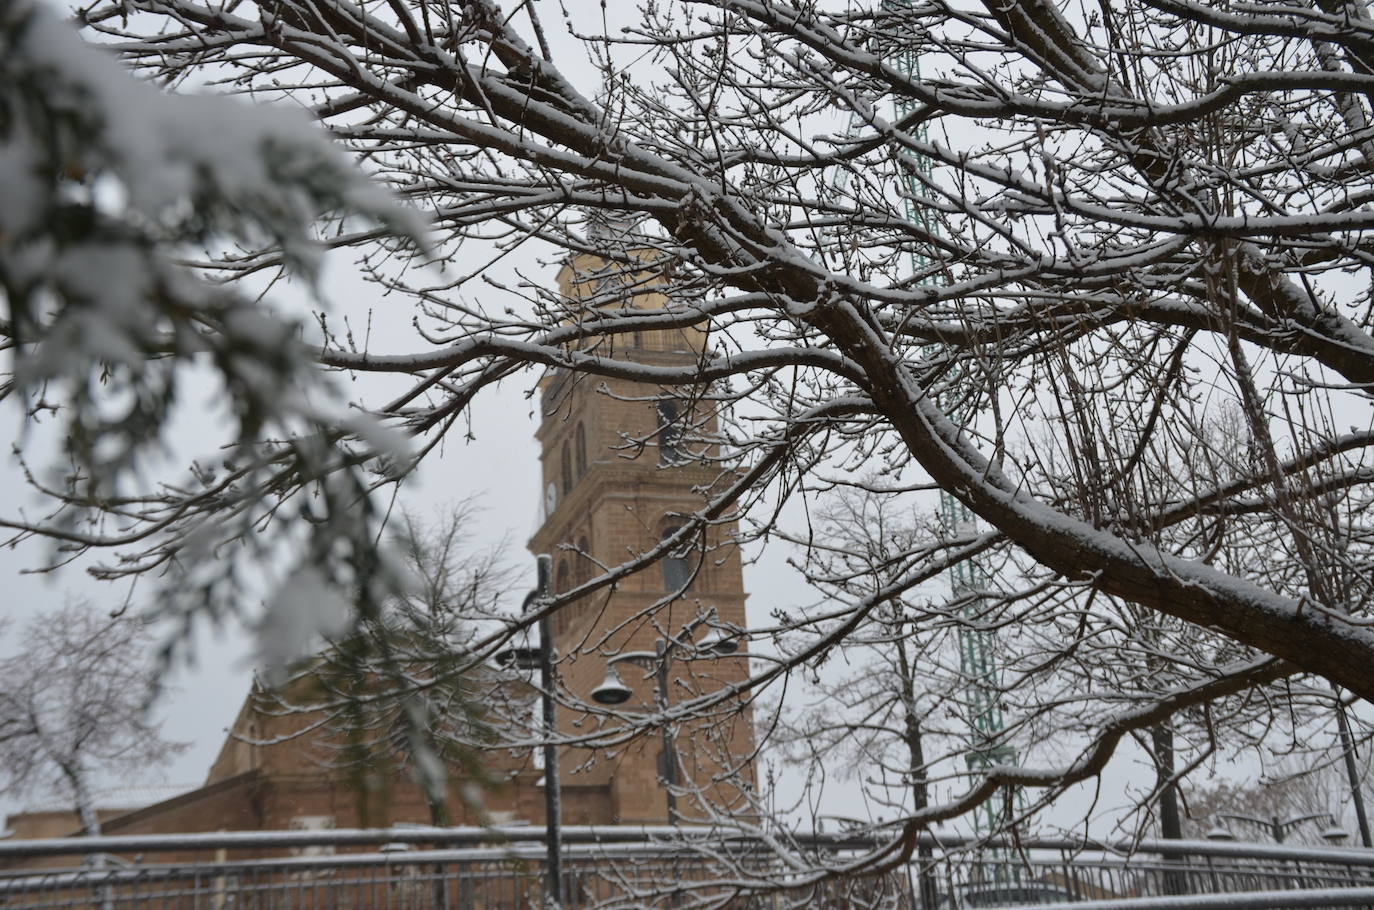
xmin=656 ymin=399 xmax=682 ymax=465
xmin=577 ymin=536 xmax=592 ymax=584
xmin=575 ymin=423 xmax=587 ymax=477
xmin=555 ymin=560 xmax=572 ymax=634
xmin=661 ymin=524 xmax=693 ymax=593
xmin=561 ymin=439 xmax=573 ymax=495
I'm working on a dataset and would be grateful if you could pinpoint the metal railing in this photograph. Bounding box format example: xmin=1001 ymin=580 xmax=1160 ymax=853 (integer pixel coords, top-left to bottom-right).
xmin=915 ymin=836 xmax=1374 ymax=909
xmin=3 ymin=827 xmax=1374 ymax=908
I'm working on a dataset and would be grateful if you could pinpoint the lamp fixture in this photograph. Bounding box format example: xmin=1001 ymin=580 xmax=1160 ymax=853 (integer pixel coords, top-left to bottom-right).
xmin=591 ymin=665 xmax=633 ymax=705
xmin=494 ymin=644 xmax=541 ymax=672
xmin=1320 ymin=823 xmax=1351 ymax=844
xmin=695 ymin=628 xmax=739 ymax=656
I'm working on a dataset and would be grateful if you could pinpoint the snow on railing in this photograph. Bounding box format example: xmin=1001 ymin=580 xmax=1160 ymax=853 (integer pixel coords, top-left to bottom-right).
xmin=6 ymin=826 xmax=1374 ymax=862
xmin=3 ymin=829 xmax=1374 ymax=908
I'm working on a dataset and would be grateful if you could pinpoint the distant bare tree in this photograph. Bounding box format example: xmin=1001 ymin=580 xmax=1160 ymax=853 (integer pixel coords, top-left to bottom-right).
xmin=252 ymin=503 xmax=516 ymax=826
xmin=0 ymin=601 xmax=186 ymax=836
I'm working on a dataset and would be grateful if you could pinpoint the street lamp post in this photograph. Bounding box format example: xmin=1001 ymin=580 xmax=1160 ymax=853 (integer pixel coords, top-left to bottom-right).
xmin=654 ymin=639 xmax=678 ymax=823
xmin=1332 ymin=692 xmax=1374 ymax=848
xmin=1206 ymin=812 xmax=1349 ymax=845
xmin=589 ymin=614 xmax=740 ymax=824
xmin=495 ymin=555 xmax=562 ymax=908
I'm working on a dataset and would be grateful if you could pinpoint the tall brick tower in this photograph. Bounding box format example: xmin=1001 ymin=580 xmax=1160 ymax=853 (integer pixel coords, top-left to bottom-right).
xmin=529 ymin=247 xmax=753 ymax=825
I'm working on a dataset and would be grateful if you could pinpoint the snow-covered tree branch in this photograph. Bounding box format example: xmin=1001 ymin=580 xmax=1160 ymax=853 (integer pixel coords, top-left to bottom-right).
xmin=7 ymin=0 xmax=1374 ymax=880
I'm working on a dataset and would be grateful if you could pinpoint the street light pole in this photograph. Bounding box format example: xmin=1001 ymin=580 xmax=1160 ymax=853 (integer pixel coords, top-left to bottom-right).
xmin=499 ymin=556 xmax=563 ymax=908
xmin=494 ymin=556 xmax=566 ymax=906
xmin=533 ymin=555 xmax=563 ymax=909
xmin=656 ymin=640 xmax=677 ymax=825
xmin=1210 ymin=812 xmax=1348 ymax=845
xmin=1333 ymin=690 xmax=1373 ymax=848
xmin=591 ymin=613 xmax=739 ymax=826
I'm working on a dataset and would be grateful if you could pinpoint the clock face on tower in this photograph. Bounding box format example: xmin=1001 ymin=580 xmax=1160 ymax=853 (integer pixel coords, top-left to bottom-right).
xmin=544 ymin=482 xmax=557 ymax=518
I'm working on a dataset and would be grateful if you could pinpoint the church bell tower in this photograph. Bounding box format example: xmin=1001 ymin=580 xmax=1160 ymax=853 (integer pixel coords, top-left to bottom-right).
xmin=529 ymin=243 xmax=753 ymax=825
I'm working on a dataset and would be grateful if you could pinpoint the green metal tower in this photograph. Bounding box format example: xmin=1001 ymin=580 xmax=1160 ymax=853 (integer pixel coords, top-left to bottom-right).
xmin=882 ymin=0 xmax=1017 ymax=837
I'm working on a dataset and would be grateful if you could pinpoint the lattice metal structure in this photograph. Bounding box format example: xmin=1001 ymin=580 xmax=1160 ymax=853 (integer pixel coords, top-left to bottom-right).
xmin=883 ymin=0 xmax=1018 ymax=837
xmin=942 ymin=496 xmax=1018 ymax=836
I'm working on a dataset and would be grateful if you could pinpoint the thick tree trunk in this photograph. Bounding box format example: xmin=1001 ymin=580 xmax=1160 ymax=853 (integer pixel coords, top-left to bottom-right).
xmin=68 ymin=768 xmax=102 ymax=839
xmin=907 ymin=712 xmax=938 ymax=908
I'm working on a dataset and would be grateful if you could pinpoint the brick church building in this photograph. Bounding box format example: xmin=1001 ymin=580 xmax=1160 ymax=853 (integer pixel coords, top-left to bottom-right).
xmin=4 ymin=244 xmax=753 ymax=846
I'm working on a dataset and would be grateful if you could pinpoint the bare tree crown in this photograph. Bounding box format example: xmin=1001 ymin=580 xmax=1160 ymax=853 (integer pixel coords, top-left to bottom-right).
xmin=5 ymin=0 xmax=1374 ymax=863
